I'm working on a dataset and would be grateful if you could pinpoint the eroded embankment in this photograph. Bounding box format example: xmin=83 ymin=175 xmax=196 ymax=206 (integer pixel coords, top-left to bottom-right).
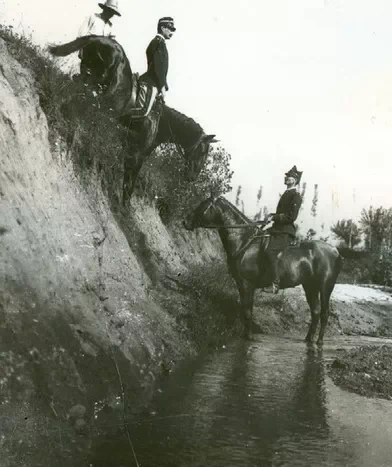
xmin=0 ymin=38 xmax=240 ymax=466
xmin=253 ymin=284 xmax=392 ymax=339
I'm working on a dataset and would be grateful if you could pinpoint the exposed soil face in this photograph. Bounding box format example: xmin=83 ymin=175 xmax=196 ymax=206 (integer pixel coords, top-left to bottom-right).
xmin=328 ymin=344 xmax=392 ymax=400
xmin=0 ymin=37 xmax=240 ymax=466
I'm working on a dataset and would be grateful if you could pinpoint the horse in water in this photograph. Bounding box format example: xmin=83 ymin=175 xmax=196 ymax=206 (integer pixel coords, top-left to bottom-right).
xmin=183 ymin=196 xmax=342 ymax=345
xmin=48 ymin=36 xmax=217 ymax=203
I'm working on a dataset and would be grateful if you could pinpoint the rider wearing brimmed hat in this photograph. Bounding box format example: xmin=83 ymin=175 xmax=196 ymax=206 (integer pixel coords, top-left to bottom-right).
xmin=78 ymin=0 xmax=121 ymax=38
xmin=262 ymin=165 xmax=303 ymax=294
xmin=127 ymin=17 xmax=176 ymax=119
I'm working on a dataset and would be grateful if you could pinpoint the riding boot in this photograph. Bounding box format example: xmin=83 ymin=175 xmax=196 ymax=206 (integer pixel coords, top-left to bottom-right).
xmin=263 ymin=250 xmax=280 ymax=294
xmin=127 ymin=81 xmax=158 ymax=120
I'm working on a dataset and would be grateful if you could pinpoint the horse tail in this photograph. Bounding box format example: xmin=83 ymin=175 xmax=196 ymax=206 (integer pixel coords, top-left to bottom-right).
xmin=47 ymin=36 xmax=96 ymax=57
xmin=331 ymin=248 xmax=343 ymax=283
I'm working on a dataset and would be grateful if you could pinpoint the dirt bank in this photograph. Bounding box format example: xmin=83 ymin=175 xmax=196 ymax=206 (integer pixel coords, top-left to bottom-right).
xmin=328 ymin=344 xmax=392 ymax=400
xmin=253 ymin=283 xmax=392 ymax=339
xmin=0 ymin=37 xmax=241 ymax=466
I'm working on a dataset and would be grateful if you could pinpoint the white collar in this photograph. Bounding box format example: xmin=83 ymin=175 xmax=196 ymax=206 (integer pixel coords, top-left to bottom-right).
xmin=156 ymin=33 xmax=166 ymax=41
xmin=286 ymin=186 xmax=298 ymax=191
xmin=96 ymin=13 xmax=112 ymax=26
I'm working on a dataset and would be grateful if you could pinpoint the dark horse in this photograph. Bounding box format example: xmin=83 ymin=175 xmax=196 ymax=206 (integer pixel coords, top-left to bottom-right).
xmin=183 ymin=196 xmax=342 ymax=345
xmin=48 ymin=36 xmax=217 ymax=203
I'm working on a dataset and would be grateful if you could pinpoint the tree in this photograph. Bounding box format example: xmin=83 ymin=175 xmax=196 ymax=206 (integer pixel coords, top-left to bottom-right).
xmin=330 ymin=219 xmax=361 ymax=248
xmin=256 ymin=186 xmax=263 ymax=206
xmin=305 ymin=228 xmax=317 ymax=241
xmin=299 ymin=182 xmax=307 ymax=213
xmin=359 ymin=206 xmax=392 ymax=252
xmin=311 ymin=184 xmax=318 ymax=217
xmin=140 ymin=144 xmax=233 ymax=221
xmin=253 ymin=185 xmax=264 ymax=221
xmin=235 ymin=185 xmax=242 ymax=207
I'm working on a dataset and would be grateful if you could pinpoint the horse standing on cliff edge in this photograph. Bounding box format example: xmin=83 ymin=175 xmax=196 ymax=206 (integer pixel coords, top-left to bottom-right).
xmin=183 ymin=196 xmax=342 ymax=345
xmin=48 ymin=35 xmax=217 ymax=204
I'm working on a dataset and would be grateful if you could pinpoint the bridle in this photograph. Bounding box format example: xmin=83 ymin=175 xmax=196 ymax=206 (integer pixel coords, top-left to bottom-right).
xmin=189 ymin=199 xmax=271 ymax=259
xmin=166 ymin=120 xmax=207 ymax=162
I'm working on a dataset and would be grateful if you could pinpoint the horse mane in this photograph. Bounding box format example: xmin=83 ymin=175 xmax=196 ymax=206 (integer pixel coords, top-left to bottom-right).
xmin=163 ymin=106 xmax=204 ymax=147
xmin=218 ymin=197 xmax=252 ymax=224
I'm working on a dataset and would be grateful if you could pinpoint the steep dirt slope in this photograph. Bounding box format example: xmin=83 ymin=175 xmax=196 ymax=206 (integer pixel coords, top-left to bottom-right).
xmin=0 ymin=38 xmax=232 ymax=466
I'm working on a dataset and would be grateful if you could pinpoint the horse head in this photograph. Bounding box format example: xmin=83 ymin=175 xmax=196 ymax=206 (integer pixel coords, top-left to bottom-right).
xmin=183 ymin=194 xmax=219 ymax=230
xmin=184 ymin=134 xmax=218 ymax=181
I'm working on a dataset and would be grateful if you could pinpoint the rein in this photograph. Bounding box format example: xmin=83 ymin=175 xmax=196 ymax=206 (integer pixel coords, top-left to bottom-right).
xmin=199 ymin=221 xmax=271 ymax=259
xmin=201 ymin=222 xmax=270 ymax=229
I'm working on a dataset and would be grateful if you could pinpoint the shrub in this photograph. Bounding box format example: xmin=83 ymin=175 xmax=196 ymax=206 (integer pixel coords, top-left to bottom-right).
xmin=169 ymin=263 xmax=241 ymax=349
xmin=0 ymin=25 xmax=129 ymax=197
xmin=371 ymin=249 xmax=392 ymax=286
xmin=336 ymin=248 xmax=371 ymax=284
xmin=139 ymin=144 xmax=233 ymax=222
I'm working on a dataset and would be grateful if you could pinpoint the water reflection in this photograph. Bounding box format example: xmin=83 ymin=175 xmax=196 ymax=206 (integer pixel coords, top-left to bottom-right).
xmin=89 ymin=337 xmax=392 ymax=467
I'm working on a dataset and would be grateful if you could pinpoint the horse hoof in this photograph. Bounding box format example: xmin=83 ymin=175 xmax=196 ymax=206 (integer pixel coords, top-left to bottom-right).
xmin=243 ymin=332 xmax=254 ymax=341
xmin=305 ymin=340 xmax=317 ymax=349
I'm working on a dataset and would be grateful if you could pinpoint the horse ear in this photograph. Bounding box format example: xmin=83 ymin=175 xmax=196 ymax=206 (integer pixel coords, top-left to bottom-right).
xmin=203 ymin=134 xmax=219 ymax=143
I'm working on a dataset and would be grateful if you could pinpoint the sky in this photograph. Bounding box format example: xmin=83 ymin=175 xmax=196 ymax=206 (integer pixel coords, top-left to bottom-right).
xmin=2 ymin=0 xmax=392 ymax=236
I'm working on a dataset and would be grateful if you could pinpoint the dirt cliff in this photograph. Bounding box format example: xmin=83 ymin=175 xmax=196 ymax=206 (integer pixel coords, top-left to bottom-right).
xmin=0 ymin=38 xmax=239 ymax=466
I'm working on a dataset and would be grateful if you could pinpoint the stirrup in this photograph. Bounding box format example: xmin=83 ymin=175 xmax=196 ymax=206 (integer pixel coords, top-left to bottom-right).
xmin=263 ymin=281 xmax=280 ymax=294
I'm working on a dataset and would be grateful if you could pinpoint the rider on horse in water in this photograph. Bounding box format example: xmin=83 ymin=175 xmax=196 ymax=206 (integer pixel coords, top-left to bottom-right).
xmin=263 ymin=165 xmax=303 ymax=294
xmin=127 ymin=17 xmax=176 ymax=120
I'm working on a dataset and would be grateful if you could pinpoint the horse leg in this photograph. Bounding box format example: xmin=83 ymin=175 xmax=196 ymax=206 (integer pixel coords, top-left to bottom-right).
xmin=303 ymin=283 xmax=320 ymax=344
xmin=122 ymin=117 xmax=160 ymax=205
xmin=123 ymin=149 xmax=144 ymax=203
xmin=122 ymin=148 xmax=140 ymax=205
xmin=317 ymin=279 xmax=335 ymax=345
xmin=238 ymin=280 xmax=255 ymax=340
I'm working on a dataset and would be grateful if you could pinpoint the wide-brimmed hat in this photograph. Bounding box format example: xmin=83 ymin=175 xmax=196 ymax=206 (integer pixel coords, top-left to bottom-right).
xmin=98 ymin=0 xmax=121 ymax=16
xmin=158 ymin=17 xmax=176 ymax=31
xmin=285 ymin=165 xmax=303 ymax=184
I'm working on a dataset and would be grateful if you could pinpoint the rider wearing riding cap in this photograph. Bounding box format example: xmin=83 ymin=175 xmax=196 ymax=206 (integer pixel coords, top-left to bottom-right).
xmin=262 ymin=165 xmax=303 ymax=294
xmin=127 ymin=17 xmax=176 ymax=120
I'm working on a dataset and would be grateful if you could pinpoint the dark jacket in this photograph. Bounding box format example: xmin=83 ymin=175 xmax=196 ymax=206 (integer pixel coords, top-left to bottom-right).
xmin=270 ymin=188 xmax=302 ymax=237
xmin=141 ymin=35 xmax=169 ymax=92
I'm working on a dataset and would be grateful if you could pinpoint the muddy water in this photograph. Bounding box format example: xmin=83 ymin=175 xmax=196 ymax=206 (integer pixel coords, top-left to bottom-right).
xmin=103 ymin=336 xmax=392 ymax=467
